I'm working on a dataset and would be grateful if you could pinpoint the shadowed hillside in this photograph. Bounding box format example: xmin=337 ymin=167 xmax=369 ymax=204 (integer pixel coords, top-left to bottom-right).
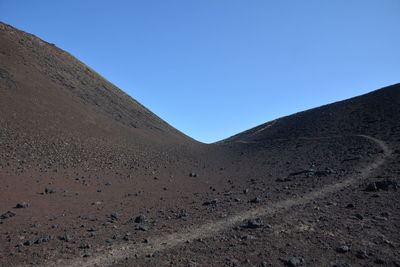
xmin=221 ymin=84 xmax=400 ymax=144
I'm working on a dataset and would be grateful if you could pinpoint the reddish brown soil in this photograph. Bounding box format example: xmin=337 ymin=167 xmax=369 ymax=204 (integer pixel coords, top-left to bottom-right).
xmin=0 ymin=22 xmax=399 ymax=267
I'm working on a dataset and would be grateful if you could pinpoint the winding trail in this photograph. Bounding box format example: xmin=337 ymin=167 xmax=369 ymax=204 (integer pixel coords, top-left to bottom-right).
xmin=53 ymin=135 xmax=391 ymax=267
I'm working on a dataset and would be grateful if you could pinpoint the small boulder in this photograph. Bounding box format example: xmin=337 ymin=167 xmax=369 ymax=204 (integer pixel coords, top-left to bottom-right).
xmin=366 ymin=182 xmax=378 ymax=192
xmin=283 ymin=257 xmax=304 ymax=267
xmin=375 ymin=180 xmax=398 ymax=190
xmin=314 ymin=168 xmax=334 ymax=177
xmin=23 ymin=240 xmax=33 ymax=246
xmin=366 ymin=180 xmax=399 ymax=192
xmin=123 ymin=232 xmax=132 ymax=241
xmin=15 ymin=202 xmax=29 ymax=208
xmin=134 ymin=215 xmax=146 ymax=223
xmin=78 ymin=244 xmax=91 ymax=249
xmin=1 ymin=211 xmax=16 ymax=219
xmin=354 ymin=214 xmax=364 ymax=220
xmin=336 ymin=245 xmax=350 ymax=253
xmin=356 ymin=250 xmax=368 ymax=259
xmin=177 ymin=209 xmax=188 ymax=218
xmin=243 ymin=218 xmax=264 ymax=229
xmin=250 ymin=197 xmax=261 ymax=204
xmin=109 ymin=212 xmax=119 ymax=221
xmin=58 ymin=234 xmax=73 ymax=242
xmin=44 ymin=188 xmax=56 ymax=194
xmin=136 ymin=224 xmax=150 ymax=231
xmin=203 ymin=199 xmax=218 ymax=206
xmin=35 ymin=236 xmax=51 ymax=244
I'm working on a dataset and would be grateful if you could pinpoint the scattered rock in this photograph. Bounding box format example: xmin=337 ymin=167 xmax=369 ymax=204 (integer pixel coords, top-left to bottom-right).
xmin=250 ymin=197 xmax=261 ymax=204
xmin=23 ymin=240 xmax=34 ymax=246
xmin=354 ymin=214 xmax=364 ymax=220
xmin=243 ymin=218 xmax=264 ymax=229
xmin=134 ymin=215 xmax=146 ymax=223
xmin=366 ymin=180 xmax=399 ymax=192
xmin=203 ymin=199 xmax=218 ymax=206
xmin=123 ymin=232 xmax=132 ymax=241
xmin=313 ymin=168 xmax=334 ymax=177
xmin=1 ymin=211 xmax=16 ymax=219
xmin=34 ymin=236 xmax=51 ymax=244
xmin=223 ymin=190 xmax=232 ymax=196
xmin=366 ymin=182 xmax=378 ymax=192
xmin=58 ymin=234 xmax=73 ymax=242
xmin=87 ymin=227 xmax=97 ymax=232
xmin=283 ymin=257 xmax=304 ymax=266
xmin=336 ymin=245 xmax=350 ymax=253
xmin=15 ymin=202 xmax=29 ymax=208
xmin=189 ymin=173 xmax=197 ymax=177
xmin=356 ymin=250 xmax=368 ymax=259
xmin=276 ymin=177 xmax=292 ymax=182
xmin=44 ymin=188 xmax=56 ymax=194
xmin=177 ymin=209 xmax=188 ymax=218
xmin=109 ymin=212 xmax=119 ymax=221
xmin=136 ymin=224 xmax=150 ymax=231
xmin=373 ymin=216 xmax=387 ymax=221
xmin=78 ymin=244 xmax=91 ymax=249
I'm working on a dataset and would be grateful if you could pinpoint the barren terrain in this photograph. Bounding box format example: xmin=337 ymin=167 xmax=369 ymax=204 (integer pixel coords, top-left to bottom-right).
xmin=0 ymin=22 xmax=399 ymax=266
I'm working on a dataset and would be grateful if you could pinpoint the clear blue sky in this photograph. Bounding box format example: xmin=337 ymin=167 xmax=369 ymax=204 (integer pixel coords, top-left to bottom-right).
xmin=1 ymin=1 xmax=399 ymax=143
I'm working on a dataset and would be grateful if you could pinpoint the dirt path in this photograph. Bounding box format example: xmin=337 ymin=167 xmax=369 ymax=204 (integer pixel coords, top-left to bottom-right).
xmin=51 ymin=135 xmax=392 ymax=267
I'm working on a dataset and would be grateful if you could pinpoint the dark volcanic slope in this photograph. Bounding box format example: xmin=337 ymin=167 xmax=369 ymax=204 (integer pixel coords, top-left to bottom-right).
xmin=0 ymin=21 xmax=201 ymax=188
xmin=0 ymin=22 xmax=193 ymax=146
xmin=222 ymin=84 xmax=400 ymax=144
xmin=0 ymin=22 xmax=399 ymax=267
